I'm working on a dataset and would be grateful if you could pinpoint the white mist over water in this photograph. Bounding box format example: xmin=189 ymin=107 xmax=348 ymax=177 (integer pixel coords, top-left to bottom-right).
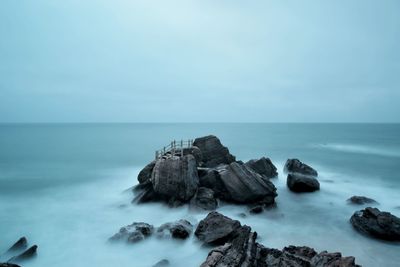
xmin=315 ymin=143 xmax=400 ymax=158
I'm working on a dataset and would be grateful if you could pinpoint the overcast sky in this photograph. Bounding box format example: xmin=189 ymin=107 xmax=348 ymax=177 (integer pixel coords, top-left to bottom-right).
xmin=0 ymin=0 xmax=399 ymax=122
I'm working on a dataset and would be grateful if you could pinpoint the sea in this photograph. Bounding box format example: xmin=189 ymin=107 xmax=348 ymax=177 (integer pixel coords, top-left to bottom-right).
xmin=0 ymin=123 xmax=399 ymax=267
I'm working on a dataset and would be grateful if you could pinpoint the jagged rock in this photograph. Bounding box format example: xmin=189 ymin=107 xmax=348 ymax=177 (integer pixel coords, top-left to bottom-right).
xmin=245 ymin=157 xmax=278 ymax=179
xmin=110 ymin=222 xmax=154 ymax=243
xmin=152 ymin=155 xmax=199 ymax=201
xmin=284 ymin=158 xmax=318 ymax=177
xmin=0 ymin=263 xmax=21 ymax=267
xmin=8 ymin=245 xmax=37 ymax=263
xmin=347 ymin=196 xmax=378 ymax=205
xmin=195 ymin=212 xmax=242 ymax=245
xmin=157 ymin=220 xmax=193 ymax=239
xmin=260 ymin=245 xmax=360 ymax=267
xmin=350 ymin=207 xmax=400 ymax=241
xmin=7 ymin=237 xmax=28 ymax=252
xmin=152 ymin=259 xmax=170 ymax=267
xmin=190 ymin=187 xmax=217 ymax=211
xmin=137 ymin=161 xmax=156 ymax=184
xmin=193 ymin=135 xmax=236 ymax=167
xmin=287 ymin=173 xmax=320 ymax=192
xmin=201 ymin=162 xmax=277 ymax=204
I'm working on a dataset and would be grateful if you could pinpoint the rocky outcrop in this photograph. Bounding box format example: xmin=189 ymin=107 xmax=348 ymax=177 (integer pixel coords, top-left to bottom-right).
xmin=193 ymin=135 xmax=236 ymax=167
xmin=190 ymin=187 xmax=218 ymax=211
xmin=138 ymin=161 xmax=156 ymax=184
xmin=157 ymin=220 xmax=193 ymax=239
xmin=287 ymin=173 xmax=320 ymax=193
xmin=6 ymin=237 xmax=27 ymax=253
xmin=197 ymin=212 xmax=359 ymax=267
xmin=347 ymin=196 xmax=378 ymax=205
xmin=350 ymin=207 xmax=400 ymax=241
xmin=284 ymin=159 xmax=318 ymax=177
xmin=8 ymin=245 xmax=37 ymax=263
xmin=110 ymin=222 xmax=154 ymax=243
xmin=245 ymin=157 xmax=278 ymax=179
xmin=152 ymin=155 xmax=199 ymax=202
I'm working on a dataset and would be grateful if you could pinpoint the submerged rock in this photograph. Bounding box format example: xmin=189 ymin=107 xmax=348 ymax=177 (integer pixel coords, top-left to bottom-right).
xmin=249 ymin=205 xmax=264 ymax=214
xmin=193 ymin=135 xmax=236 ymax=167
xmin=152 ymin=154 xmax=199 ymax=202
xmin=284 ymin=158 xmax=318 ymax=177
xmin=347 ymin=196 xmax=378 ymax=205
xmin=152 ymin=259 xmax=170 ymax=267
xmin=157 ymin=220 xmax=193 ymax=239
xmin=245 ymin=157 xmax=278 ymax=179
xmin=190 ymin=187 xmax=218 ymax=211
xmin=350 ymin=207 xmax=400 ymax=241
xmin=287 ymin=173 xmax=320 ymax=192
xmin=6 ymin=237 xmax=28 ymax=253
xmin=195 ymin=212 xmax=241 ymax=245
xmin=110 ymin=222 xmax=154 ymax=243
xmin=8 ymin=245 xmax=37 ymax=263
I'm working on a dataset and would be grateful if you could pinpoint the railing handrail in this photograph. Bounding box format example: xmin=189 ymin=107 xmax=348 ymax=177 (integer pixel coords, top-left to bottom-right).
xmin=155 ymin=139 xmax=194 ymax=159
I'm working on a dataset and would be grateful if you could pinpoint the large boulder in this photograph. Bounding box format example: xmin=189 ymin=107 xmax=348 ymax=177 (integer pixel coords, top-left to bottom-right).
xmin=245 ymin=157 xmax=278 ymax=179
xmin=110 ymin=222 xmax=154 ymax=243
xmin=350 ymin=207 xmax=400 ymax=241
xmin=216 ymin=162 xmax=277 ymax=204
xmin=347 ymin=196 xmax=378 ymax=205
xmin=284 ymin=159 xmax=318 ymax=177
xmin=152 ymin=155 xmax=199 ymax=201
xmin=190 ymin=187 xmax=218 ymax=211
xmin=195 ymin=212 xmax=242 ymax=245
xmin=157 ymin=219 xmax=193 ymax=239
xmin=137 ymin=161 xmax=156 ymax=184
xmin=193 ymin=135 xmax=236 ymax=167
xmin=287 ymin=173 xmax=320 ymax=193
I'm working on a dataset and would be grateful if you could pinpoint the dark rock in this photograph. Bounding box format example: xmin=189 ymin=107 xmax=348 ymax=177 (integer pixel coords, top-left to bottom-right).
xmin=137 ymin=161 xmax=156 ymax=184
xmin=7 ymin=237 xmax=28 ymax=252
xmin=195 ymin=212 xmax=241 ymax=245
xmin=347 ymin=196 xmax=378 ymax=205
xmin=152 ymin=259 xmax=170 ymax=267
xmin=249 ymin=205 xmax=264 ymax=214
xmin=157 ymin=220 xmax=193 ymax=239
xmin=182 ymin=146 xmax=202 ymax=164
xmin=110 ymin=222 xmax=154 ymax=243
xmin=193 ymin=135 xmax=236 ymax=168
xmin=245 ymin=157 xmax=278 ymax=179
xmin=190 ymin=187 xmax=218 ymax=211
xmin=350 ymin=207 xmax=400 ymax=241
xmin=152 ymin=155 xmax=199 ymax=201
xmin=203 ymin=162 xmax=277 ymax=204
xmin=261 ymin=245 xmax=359 ymax=267
xmin=8 ymin=245 xmax=37 ymax=263
xmin=132 ymin=181 xmax=163 ymax=203
xmin=0 ymin=263 xmax=21 ymax=267
xmin=287 ymin=173 xmax=320 ymax=192
xmin=284 ymin=158 xmax=318 ymax=177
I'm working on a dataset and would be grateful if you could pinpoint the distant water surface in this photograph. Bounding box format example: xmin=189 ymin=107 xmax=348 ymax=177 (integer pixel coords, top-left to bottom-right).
xmin=0 ymin=123 xmax=399 ymax=267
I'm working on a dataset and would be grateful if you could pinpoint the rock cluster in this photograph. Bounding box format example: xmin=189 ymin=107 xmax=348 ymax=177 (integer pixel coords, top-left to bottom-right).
xmin=134 ymin=135 xmax=278 ymax=209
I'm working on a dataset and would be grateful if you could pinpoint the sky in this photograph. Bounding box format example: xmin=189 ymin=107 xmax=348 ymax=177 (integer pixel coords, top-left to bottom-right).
xmin=0 ymin=0 xmax=399 ymax=123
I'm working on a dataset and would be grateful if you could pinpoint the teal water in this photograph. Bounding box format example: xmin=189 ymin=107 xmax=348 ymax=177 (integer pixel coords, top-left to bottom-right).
xmin=0 ymin=123 xmax=399 ymax=266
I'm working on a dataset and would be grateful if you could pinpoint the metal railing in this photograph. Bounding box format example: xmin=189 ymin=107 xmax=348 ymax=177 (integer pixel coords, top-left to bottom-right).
xmin=155 ymin=139 xmax=194 ymax=159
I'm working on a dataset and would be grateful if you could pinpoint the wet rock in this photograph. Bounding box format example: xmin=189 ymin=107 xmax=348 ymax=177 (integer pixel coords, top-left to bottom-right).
xmin=152 ymin=259 xmax=170 ymax=267
xmin=287 ymin=173 xmax=320 ymax=192
xmin=8 ymin=245 xmax=37 ymax=263
xmin=347 ymin=196 xmax=378 ymax=205
xmin=350 ymin=207 xmax=400 ymax=241
xmin=7 ymin=237 xmax=28 ymax=252
xmin=0 ymin=263 xmax=21 ymax=267
xmin=137 ymin=160 xmax=156 ymax=184
xmin=193 ymin=135 xmax=236 ymax=167
xmin=284 ymin=158 xmax=318 ymax=177
xmin=190 ymin=187 xmax=217 ymax=211
xmin=245 ymin=157 xmax=278 ymax=179
xmin=195 ymin=212 xmax=241 ymax=245
xmin=152 ymin=155 xmax=199 ymax=201
xmin=157 ymin=220 xmax=193 ymax=239
xmin=204 ymin=162 xmax=277 ymax=204
xmin=182 ymin=146 xmax=202 ymax=164
xmin=261 ymin=245 xmax=359 ymax=267
xmin=249 ymin=205 xmax=264 ymax=214
xmin=132 ymin=181 xmax=163 ymax=203
xmin=110 ymin=222 xmax=154 ymax=243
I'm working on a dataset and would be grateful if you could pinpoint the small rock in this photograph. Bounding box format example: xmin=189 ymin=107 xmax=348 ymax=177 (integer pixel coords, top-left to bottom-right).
xmin=152 ymin=259 xmax=170 ymax=267
xmin=7 ymin=237 xmax=28 ymax=252
xmin=157 ymin=220 xmax=193 ymax=239
xmin=350 ymin=207 xmax=400 ymax=241
xmin=8 ymin=245 xmax=37 ymax=263
xmin=284 ymin=158 xmax=318 ymax=177
xmin=347 ymin=196 xmax=378 ymax=205
xmin=110 ymin=222 xmax=154 ymax=243
xmin=249 ymin=205 xmax=264 ymax=214
xmin=287 ymin=173 xmax=320 ymax=192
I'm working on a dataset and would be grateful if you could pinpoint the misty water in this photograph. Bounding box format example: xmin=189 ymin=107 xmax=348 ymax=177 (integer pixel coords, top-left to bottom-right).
xmin=0 ymin=123 xmax=399 ymax=267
